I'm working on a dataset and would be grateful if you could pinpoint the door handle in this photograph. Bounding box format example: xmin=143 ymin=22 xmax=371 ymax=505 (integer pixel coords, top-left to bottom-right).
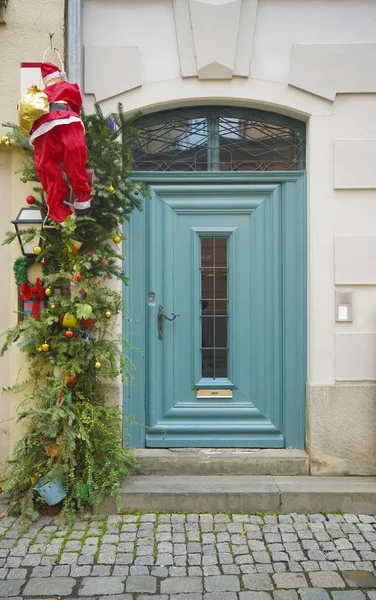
xmin=158 ymin=305 xmax=180 ymax=340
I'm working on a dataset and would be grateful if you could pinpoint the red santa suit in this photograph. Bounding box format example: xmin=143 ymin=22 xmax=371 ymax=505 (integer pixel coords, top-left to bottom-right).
xmin=30 ymin=62 xmax=92 ymax=224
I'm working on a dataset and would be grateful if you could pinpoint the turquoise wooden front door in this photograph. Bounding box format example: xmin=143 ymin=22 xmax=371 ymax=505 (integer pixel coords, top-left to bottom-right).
xmin=124 ymin=173 xmax=306 ymax=449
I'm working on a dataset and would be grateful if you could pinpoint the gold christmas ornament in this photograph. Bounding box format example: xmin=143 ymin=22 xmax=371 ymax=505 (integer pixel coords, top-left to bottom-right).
xmin=50 ymin=304 xmax=56 ymax=310
xmin=33 ymin=246 xmax=42 ymax=255
xmin=77 ymin=433 xmax=82 ymax=440
xmin=1 ymin=135 xmax=10 ymax=146
xmin=95 ymin=360 xmax=101 ymax=369
xmin=38 ymin=346 xmax=43 ymax=352
xmin=41 ymin=341 xmax=49 ymax=352
xmin=113 ymin=234 xmax=121 ymax=244
xmin=105 ymin=310 xmax=111 ymax=319
xmin=45 ymin=288 xmax=52 ymax=296
xmin=108 ymin=185 xmax=114 ymax=193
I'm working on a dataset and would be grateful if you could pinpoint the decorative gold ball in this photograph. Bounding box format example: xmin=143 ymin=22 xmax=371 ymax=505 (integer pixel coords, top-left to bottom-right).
xmin=41 ymin=342 xmax=49 ymax=352
xmin=113 ymin=235 xmax=121 ymax=244
xmin=50 ymin=304 xmax=56 ymax=310
xmin=105 ymin=310 xmax=111 ymax=319
xmin=1 ymin=136 xmax=10 ymax=146
xmin=45 ymin=288 xmax=52 ymax=296
xmin=38 ymin=346 xmax=42 ymax=352
xmin=33 ymin=246 xmax=42 ymax=255
xmin=108 ymin=185 xmax=114 ymax=193
xmin=95 ymin=360 xmax=101 ymax=369
xmin=77 ymin=433 xmax=82 ymax=440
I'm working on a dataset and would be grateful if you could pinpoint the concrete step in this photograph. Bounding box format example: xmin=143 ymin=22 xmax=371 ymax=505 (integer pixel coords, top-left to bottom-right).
xmin=134 ymin=448 xmax=309 ymax=476
xmin=103 ymin=475 xmax=376 ymax=514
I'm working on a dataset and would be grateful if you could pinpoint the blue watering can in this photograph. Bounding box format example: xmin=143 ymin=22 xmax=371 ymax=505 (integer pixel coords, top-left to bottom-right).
xmin=34 ymin=476 xmax=65 ymax=505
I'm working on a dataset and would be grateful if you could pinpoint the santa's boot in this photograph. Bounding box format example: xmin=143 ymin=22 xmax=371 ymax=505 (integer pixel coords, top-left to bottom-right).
xmin=74 ymin=202 xmax=92 ymax=217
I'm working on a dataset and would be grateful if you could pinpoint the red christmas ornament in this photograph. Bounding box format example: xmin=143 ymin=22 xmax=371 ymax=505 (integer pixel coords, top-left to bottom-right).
xmin=26 ymin=195 xmax=36 ymax=205
xmin=62 ymin=374 xmax=77 ymax=384
xmin=75 ymin=273 xmax=83 ymax=282
xmin=65 ymin=329 xmax=74 ymax=339
xmin=81 ymin=318 xmax=95 ymax=329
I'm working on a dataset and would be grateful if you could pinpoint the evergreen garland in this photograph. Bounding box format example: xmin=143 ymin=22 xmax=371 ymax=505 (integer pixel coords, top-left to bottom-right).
xmin=1 ymin=103 xmax=146 ymax=521
xmin=13 ymin=256 xmax=35 ymax=288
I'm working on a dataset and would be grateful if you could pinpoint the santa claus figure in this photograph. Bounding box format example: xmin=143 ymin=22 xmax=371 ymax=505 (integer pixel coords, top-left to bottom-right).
xmin=30 ymin=62 xmax=92 ymax=224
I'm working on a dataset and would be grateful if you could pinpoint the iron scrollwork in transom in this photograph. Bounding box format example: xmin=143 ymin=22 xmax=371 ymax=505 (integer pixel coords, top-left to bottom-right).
xmin=132 ymin=106 xmax=306 ymax=172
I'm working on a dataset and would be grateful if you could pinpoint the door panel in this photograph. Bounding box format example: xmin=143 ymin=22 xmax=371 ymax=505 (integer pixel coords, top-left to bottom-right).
xmin=124 ymin=175 xmax=306 ymax=449
xmin=146 ymin=185 xmax=284 ymax=447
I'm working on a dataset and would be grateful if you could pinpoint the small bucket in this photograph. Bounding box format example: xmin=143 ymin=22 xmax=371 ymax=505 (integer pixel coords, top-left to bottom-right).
xmin=34 ymin=476 xmax=65 ymax=506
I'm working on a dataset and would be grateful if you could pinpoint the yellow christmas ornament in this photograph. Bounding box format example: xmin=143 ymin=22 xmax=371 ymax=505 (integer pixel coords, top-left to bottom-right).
xmin=38 ymin=346 xmax=43 ymax=352
xmin=50 ymin=304 xmax=56 ymax=310
xmin=95 ymin=360 xmax=101 ymax=369
xmin=45 ymin=288 xmax=52 ymax=296
xmin=33 ymin=246 xmax=42 ymax=255
xmin=62 ymin=313 xmax=78 ymax=328
xmin=113 ymin=234 xmax=121 ymax=244
xmin=77 ymin=433 xmax=82 ymax=440
xmin=105 ymin=310 xmax=111 ymax=318
xmin=1 ymin=135 xmax=10 ymax=146
xmin=108 ymin=185 xmax=114 ymax=193
xmin=41 ymin=341 xmax=50 ymax=352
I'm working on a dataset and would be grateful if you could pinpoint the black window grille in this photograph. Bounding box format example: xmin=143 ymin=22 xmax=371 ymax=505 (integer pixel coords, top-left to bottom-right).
xmin=132 ymin=106 xmax=306 ymax=172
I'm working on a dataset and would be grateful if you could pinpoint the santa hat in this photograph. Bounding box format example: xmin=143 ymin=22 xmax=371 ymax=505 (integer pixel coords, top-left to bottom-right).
xmin=41 ymin=62 xmax=66 ymax=85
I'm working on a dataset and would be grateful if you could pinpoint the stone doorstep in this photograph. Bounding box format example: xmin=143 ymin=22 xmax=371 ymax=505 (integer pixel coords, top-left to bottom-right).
xmin=134 ymin=449 xmax=309 ymax=477
xmin=4 ymin=571 xmax=376 ymax=598
xmin=100 ymin=475 xmax=376 ymax=514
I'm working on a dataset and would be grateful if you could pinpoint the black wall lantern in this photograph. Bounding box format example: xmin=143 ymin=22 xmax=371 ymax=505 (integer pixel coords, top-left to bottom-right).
xmin=11 ymin=207 xmax=43 ymax=256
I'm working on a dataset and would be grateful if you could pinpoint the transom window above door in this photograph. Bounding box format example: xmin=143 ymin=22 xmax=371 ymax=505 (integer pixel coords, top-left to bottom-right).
xmin=132 ymin=106 xmax=306 ymax=172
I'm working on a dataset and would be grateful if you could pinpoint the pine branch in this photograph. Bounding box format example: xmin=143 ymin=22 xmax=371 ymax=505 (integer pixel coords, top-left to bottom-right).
xmin=2 ymin=103 xmax=144 ymax=520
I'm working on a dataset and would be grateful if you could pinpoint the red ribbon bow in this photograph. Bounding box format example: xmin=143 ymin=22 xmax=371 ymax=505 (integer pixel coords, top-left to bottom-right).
xmin=20 ymin=277 xmax=45 ymax=318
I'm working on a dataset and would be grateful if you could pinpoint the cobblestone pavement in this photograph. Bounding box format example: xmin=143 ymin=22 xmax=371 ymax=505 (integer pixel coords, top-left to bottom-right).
xmin=1 ymin=507 xmax=376 ymax=598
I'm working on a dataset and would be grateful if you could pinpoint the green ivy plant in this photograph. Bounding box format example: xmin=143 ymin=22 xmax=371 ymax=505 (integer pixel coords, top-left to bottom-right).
xmin=1 ymin=104 xmax=147 ymax=521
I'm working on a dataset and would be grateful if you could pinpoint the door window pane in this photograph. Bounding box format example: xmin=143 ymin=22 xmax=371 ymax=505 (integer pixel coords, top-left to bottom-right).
xmin=200 ymin=237 xmax=228 ymax=379
xmin=202 ymin=349 xmax=214 ymax=379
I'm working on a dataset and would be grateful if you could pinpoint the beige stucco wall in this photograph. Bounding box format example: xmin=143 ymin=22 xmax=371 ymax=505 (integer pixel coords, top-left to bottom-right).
xmin=0 ymin=0 xmax=65 ymax=469
xmin=81 ymin=0 xmax=376 ymax=475
xmin=0 ymin=0 xmax=65 ymax=137
xmin=2 ymin=0 xmax=376 ymax=475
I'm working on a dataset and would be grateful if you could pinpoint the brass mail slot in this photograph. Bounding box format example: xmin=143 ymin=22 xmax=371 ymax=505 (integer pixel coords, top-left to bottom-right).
xmin=197 ymin=389 xmax=233 ymax=398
